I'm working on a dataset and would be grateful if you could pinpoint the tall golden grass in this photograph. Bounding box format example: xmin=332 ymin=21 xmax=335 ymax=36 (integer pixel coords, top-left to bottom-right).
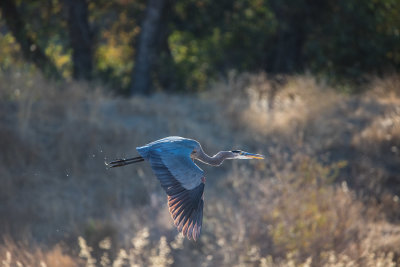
xmin=0 ymin=69 xmax=399 ymax=266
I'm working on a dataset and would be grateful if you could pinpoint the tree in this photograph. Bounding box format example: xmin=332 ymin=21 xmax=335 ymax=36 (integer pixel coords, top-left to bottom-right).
xmin=66 ymin=0 xmax=93 ymax=80
xmin=130 ymin=0 xmax=168 ymax=95
xmin=0 ymin=0 xmax=61 ymax=79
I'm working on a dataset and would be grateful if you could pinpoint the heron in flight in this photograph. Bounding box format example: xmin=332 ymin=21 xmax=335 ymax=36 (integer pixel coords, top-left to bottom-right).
xmin=107 ymin=136 xmax=265 ymax=241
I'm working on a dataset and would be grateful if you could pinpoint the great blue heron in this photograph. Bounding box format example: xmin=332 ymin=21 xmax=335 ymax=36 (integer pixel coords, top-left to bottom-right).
xmin=106 ymin=136 xmax=265 ymax=241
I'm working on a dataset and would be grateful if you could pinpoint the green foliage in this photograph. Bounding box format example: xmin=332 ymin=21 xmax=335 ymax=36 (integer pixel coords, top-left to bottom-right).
xmin=0 ymin=31 xmax=22 ymax=69
xmin=170 ymin=0 xmax=277 ymax=90
xmin=167 ymin=0 xmax=400 ymax=90
xmin=90 ymin=1 xmax=144 ymax=91
xmin=0 ymin=0 xmax=399 ymax=91
xmin=304 ymin=0 xmax=400 ymax=80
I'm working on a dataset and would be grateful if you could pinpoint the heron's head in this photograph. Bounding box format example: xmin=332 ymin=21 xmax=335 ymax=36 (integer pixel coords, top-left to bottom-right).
xmin=230 ymin=150 xmax=265 ymax=159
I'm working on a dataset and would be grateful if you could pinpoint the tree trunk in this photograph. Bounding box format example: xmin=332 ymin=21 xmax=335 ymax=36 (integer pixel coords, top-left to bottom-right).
xmin=0 ymin=0 xmax=61 ymax=79
xmin=130 ymin=0 xmax=167 ymax=95
xmin=66 ymin=0 xmax=93 ymax=80
xmin=268 ymin=0 xmax=306 ymax=73
xmin=154 ymin=0 xmax=179 ymax=92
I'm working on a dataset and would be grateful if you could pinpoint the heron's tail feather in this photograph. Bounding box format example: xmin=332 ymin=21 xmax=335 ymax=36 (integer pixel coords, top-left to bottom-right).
xmin=106 ymin=156 xmax=144 ymax=168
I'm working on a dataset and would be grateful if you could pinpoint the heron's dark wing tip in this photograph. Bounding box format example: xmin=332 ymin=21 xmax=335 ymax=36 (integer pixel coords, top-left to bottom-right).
xmin=147 ymin=151 xmax=204 ymax=241
xmin=174 ymin=206 xmax=202 ymax=241
xmin=167 ymin=184 xmax=204 ymax=241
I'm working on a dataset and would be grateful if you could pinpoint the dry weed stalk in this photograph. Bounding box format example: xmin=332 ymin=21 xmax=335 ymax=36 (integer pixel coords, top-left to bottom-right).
xmin=1 ymin=70 xmax=400 ymax=266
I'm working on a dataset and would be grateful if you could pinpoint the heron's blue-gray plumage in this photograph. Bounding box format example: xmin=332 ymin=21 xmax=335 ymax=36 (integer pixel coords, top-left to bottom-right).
xmin=137 ymin=136 xmax=203 ymax=190
xmin=108 ymin=136 xmax=265 ymax=241
xmin=136 ymin=136 xmax=204 ymax=240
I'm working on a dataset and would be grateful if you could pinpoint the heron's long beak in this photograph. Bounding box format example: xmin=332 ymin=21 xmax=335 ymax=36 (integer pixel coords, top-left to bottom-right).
xmin=242 ymin=152 xmax=265 ymax=159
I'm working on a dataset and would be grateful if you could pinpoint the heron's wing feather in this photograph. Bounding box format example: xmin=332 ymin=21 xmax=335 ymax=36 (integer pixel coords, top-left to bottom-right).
xmin=137 ymin=138 xmax=203 ymax=190
xmin=161 ymin=151 xmax=203 ymax=190
xmin=168 ymin=182 xmax=204 ymax=241
xmin=148 ymin=151 xmax=204 ymax=240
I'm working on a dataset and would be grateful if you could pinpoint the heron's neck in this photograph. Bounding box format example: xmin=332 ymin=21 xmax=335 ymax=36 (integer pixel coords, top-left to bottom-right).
xmin=196 ymin=149 xmax=233 ymax=166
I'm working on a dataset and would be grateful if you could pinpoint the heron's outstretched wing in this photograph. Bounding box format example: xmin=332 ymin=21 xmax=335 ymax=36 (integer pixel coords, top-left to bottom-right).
xmin=146 ymin=150 xmax=205 ymax=240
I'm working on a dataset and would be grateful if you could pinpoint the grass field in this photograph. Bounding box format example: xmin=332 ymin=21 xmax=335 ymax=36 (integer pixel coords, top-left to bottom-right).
xmin=0 ymin=70 xmax=399 ymax=266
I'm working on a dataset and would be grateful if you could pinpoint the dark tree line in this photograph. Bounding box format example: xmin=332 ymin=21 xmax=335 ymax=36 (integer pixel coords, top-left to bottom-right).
xmin=0 ymin=0 xmax=92 ymax=80
xmin=66 ymin=0 xmax=93 ymax=81
xmin=0 ymin=0 xmax=399 ymax=94
xmin=0 ymin=0 xmax=61 ymax=79
xmin=131 ymin=0 xmax=168 ymax=95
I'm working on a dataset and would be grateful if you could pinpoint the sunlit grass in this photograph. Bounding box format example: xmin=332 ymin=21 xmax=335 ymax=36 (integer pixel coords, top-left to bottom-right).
xmin=0 ymin=69 xmax=399 ymax=266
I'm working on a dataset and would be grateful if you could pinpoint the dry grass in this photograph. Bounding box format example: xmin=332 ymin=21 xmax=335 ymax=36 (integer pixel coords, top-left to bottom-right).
xmin=0 ymin=69 xmax=400 ymax=266
xmin=0 ymin=238 xmax=78 ymax=267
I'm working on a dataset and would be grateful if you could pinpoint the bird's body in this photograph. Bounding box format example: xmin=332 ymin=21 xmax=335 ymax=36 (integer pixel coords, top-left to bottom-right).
xmin=107 ymin=136 xmax=264 ymax=241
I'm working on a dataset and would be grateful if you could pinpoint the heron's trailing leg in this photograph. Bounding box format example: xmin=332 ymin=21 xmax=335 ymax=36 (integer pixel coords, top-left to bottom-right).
xmin=107 ymin=136 xmax=266 ymax=241
xmin=106 ymin=156 xmax=144 ymax=168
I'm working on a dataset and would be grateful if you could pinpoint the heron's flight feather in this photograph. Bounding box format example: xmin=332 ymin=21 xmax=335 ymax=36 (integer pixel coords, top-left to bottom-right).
xmin=136 ymin=138 xmax=205 ymax=240
xmin=108 ymin=136 xmax=265 ymax=241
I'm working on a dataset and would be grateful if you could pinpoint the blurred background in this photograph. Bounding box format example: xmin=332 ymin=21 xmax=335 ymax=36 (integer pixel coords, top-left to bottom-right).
xmin=0 ymin=0 xmax=400 ymax=266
